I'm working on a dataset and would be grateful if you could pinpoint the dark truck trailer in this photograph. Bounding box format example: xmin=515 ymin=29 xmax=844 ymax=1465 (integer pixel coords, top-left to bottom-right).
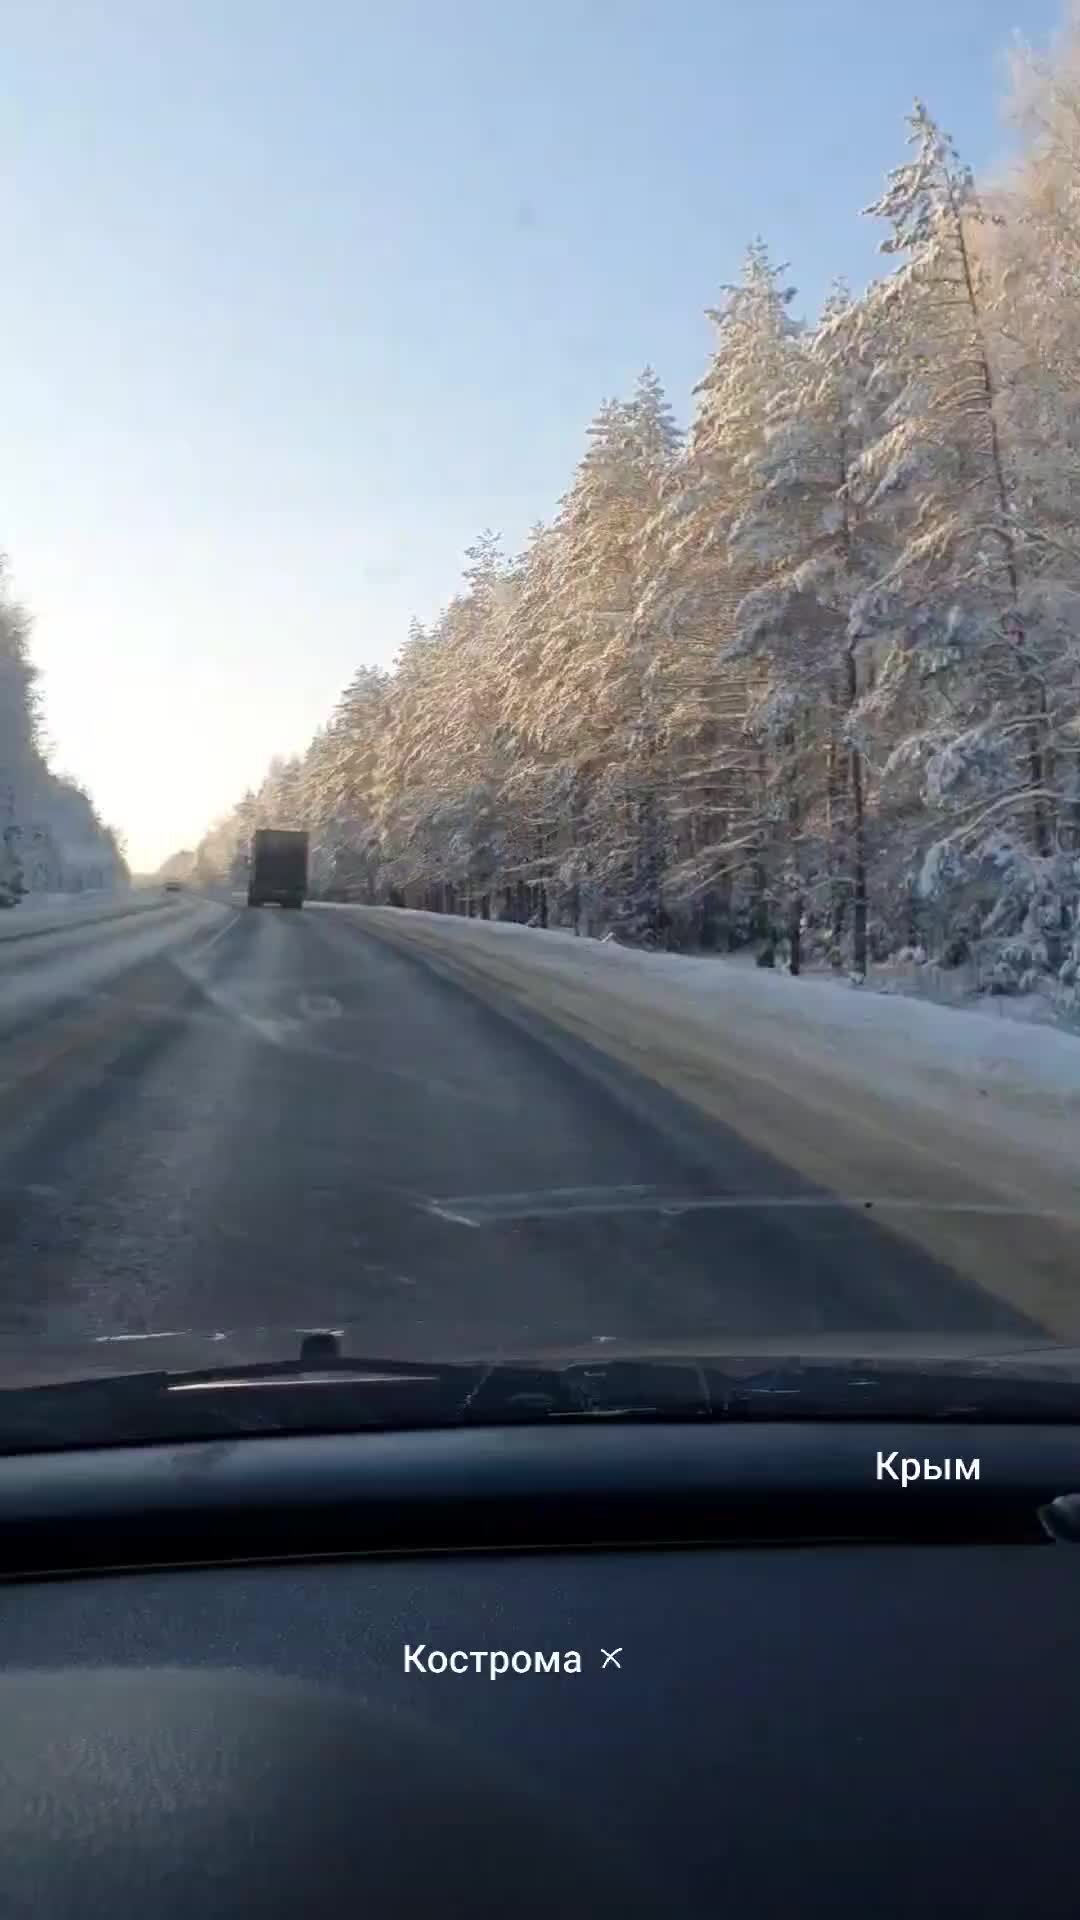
xmin=247 ymin=828 xmax=309 ymax=909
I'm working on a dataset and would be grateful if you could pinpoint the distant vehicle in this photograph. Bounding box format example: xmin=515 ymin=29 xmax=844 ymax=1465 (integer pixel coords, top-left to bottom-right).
xmin=163 ymin=880 xmax=184 ymax=893
xmin=248 ymin=828 xmax=309 ymax=909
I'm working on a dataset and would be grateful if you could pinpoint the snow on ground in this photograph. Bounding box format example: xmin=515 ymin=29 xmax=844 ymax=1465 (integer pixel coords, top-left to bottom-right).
xmin=347 ymin=904 xmax=1080 ymax=1331
xmin=0 ymin=888 xmax=180 ymax=945
xmin=351 ymin=908 xmax=1080 ymax=1278
xmin=791 ymin=950 xmax=1080 ymax=1037
xmin=0 ymin=894 xmax=231 ymax=1032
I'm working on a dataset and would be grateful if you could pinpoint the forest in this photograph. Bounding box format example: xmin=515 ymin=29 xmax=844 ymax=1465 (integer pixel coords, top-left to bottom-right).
xmin=189 ymin=27 xmax=1080 ymax=1009
xmin=0 ymin=561 xmax=127 ymax=904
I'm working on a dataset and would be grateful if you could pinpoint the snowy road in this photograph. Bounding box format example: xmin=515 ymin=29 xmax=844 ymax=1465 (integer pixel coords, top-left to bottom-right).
xmin=0 ymin=894 xmax=1074 ymax=1354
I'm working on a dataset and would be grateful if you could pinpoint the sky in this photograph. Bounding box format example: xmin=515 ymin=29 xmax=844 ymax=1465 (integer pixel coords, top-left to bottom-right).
xmin=0 ymin=0 xmax=1066 ymax=872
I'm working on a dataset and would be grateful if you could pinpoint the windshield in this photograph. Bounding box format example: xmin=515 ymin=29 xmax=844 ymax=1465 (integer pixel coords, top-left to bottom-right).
xmin=0 ymin=1 xmax=1078 ymax=1447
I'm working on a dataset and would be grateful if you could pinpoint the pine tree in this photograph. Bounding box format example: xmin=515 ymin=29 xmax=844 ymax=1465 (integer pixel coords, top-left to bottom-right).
xmin=639 ymin=243 xmax=803 ymax=949
xmin=858 ymin=103 xmax=1055 ymax=868
xmin=180 ymin=47 xmax=1080 ymax=1002
xmin=725 ymin=283 xmax=895 ymax=972
xmin=514 ymin=379 xmax=680 ymax=935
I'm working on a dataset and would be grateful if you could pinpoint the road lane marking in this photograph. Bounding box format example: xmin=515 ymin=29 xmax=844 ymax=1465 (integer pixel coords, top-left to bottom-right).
xmin=93 ymin=1330 xmax=199 ymax=1343
xmin=180 ymin=912 xmax=242 ymax=970
xmin=421 ymin=1188 xmax=1080 ymax=1226
xmin=424 ymin=1200 xmax=484 ymax=1228
xmin=195 ymin=912 xmax=241 ymax=954
xmin=297 ymin=992 xmax=343 ymax=1019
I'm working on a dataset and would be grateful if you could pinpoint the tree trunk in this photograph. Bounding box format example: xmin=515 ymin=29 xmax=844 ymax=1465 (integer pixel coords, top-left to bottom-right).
xmin=845 ymin=650 xmax=868 ymax=977
xmin=951 ymin=202 xmax=1052 ymax=856
xmin=570 ymin=765 xmax=593 ymax=939
xmin=787 ymin=894 xmax=802 ymax=975
xmin=826 ymin=687 xmax=848 ymax=949
xmin=904 ymin=885 xmax=920 ymax=953
xmin=851 ymin=759 xmax=867 ymax=977
xmin=749 ymin=746 xmax=770 ymax=945
xmin=698 ymin=891 xmax=719 ymax=951
xmin=783 ymin=724 xmax=802 ymax=976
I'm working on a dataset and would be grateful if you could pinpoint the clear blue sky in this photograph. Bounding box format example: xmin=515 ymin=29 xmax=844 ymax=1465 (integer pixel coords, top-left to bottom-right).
xmin=0 ymin=0 xmax=1064 ymax=870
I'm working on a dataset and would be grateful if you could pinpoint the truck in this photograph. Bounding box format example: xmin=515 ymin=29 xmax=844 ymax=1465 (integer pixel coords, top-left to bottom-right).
xmin=247 ymin=828 xmax=309 ymax=909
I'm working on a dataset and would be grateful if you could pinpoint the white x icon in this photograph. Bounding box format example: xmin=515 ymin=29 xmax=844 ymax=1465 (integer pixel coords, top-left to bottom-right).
xmin=601 ymin=1647 xmax=622 ymax=1669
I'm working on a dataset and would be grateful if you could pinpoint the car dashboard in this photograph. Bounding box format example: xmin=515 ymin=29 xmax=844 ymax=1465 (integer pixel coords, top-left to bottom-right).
xmin=0 ymin=1417 xmax=1078 ymax=1918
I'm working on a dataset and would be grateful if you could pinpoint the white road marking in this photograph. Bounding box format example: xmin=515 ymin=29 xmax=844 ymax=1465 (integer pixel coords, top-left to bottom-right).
xmin=424 ymin=1201 xmax=484 ymax=1228
xmin=196 ymin=912 xmax=240 ymax=955
xmin=179 ymin=912 xmax=241 ymax=972
xmin=421 ymin=1188 xmax=1080 ymax=1226
xmin=93 ymin=1330 xmax=194 ymax=1343
xmin=297 ymin=993 xmax=343 ymax=1020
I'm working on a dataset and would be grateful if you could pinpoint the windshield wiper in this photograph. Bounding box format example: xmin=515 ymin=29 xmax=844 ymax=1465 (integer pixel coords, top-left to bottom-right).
xmin=0 ymin=1336 xmax=1078 ymax=1453
xmin=166 ymin=1331 xmax=468 ymax=1390
xmin=0 ymin=1334 xmax=719 ymax=1451
xmin=0 ymin=1333 xmax=492 ymax=1451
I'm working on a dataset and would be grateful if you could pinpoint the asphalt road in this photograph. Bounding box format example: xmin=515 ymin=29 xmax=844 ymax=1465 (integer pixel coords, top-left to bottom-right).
xmin=0 ymin=894 xmax=1049 ymax=1355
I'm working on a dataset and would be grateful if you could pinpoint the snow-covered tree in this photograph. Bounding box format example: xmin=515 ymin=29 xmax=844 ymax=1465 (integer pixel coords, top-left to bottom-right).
xmin=856 ymin=105 xmax=1056 ymax=865
xmin=636 ymin=243 xmax=804 ymax=950
xmin=0 ymin=556 xmax=126 ymax=899
xmin=179 ymin=26 xmax=1080 ymax=1018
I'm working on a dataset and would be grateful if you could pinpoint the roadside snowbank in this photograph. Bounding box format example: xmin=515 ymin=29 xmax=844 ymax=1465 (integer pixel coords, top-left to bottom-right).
xmin=350 ymin=906 xmax=1080 ymax=1333
xmin=353 ymin=908 xmax=1080 ymax=1158
xmin=0 ymin=888 xmax=179 ymax=945
xmin=786 ymin=949 xmax=1080 ymax=1036
xmin=0 ymin=895 xmax=231 ymax=1036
